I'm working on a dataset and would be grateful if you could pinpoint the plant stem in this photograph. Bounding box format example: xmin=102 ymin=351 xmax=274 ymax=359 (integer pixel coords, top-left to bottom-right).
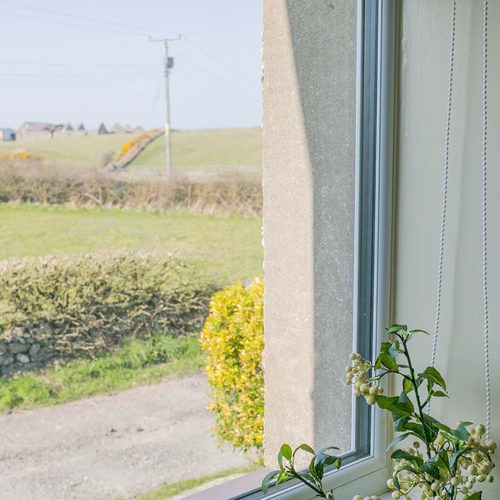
xmin=401 ymin=338 xmax=433 ymax=460
xmin=290 ymin=470 xmax=325 ymax=498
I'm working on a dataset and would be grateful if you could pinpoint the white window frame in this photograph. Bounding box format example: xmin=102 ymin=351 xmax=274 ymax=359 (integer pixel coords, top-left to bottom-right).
xmin=247 ymin=0 xmax=397 ymax=497
xmin=193 ymin=1 xmax=397 ymax=499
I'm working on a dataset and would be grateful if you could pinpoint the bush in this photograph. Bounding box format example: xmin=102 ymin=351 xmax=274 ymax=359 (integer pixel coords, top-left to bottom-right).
xmin=0 ymin=252 xmax=216 ymax=360
xmin=0 ymin=161 xmax=262 ymax=215
xmin=200 ymin=278 xmax=263 ymax=451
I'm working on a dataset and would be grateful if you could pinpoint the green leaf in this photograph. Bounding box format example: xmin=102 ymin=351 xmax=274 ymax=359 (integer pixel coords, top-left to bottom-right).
xmin=378 ymin=352 xmax=398 ymax=371
xmin=451 ymin=425 xmax=470 ymax=442
xmin=391 ymin=449 xmax=423 ymax=467
xmin=387 ymin=431 xmax=413 ymax=451
xmin=431 ymin=390 xmax=449 ymax=398
xmin=464 ymin=493 xmax=482 ymax=500
xmin=428 ymin=418 xmax=451 ymax=434
xmin=375 ymin=395 xmax=413 ymax=416
xmin=450 ymin=447 xmax=474 ymax=470
xmin=398 ymin=391 xmax=415 ymax=414
xmin=277 ymin=451 xmax=283 ymax=470
xmin=392 ymin=472 xmax=400 ymax=490
xmin=420 ymin=462 xmax=440 ymax=480
xmin=409 ymin=328 xmax=429 ymax=335
xmin=388 ymin=324 xmax=408 ymax=334
xmin=380 ymin=341 xmax=392 ymax=353
xmin=309 ymin=460 xmax=319 ymax=481
xmin=405 ymin=422 xmax=427 ymax=442
xmin=317 ymin=446 xmax=340 ymax=455
xmin=403 ymin=378 xmax=414 ymax=394
xmin=313 ymin=448 xmax=341 ymax=478
xmin=293 ymin=443 xmax=315 ymax=458
xmin=280 ymin=444 xmax=292 ymax=461
xmin=261 ymin=470 xmax=280 ymax=493
xmin=393 ymin=415 xmax=410 ymax=431
xmin=423 ymin=366 xmax=447 ymax=391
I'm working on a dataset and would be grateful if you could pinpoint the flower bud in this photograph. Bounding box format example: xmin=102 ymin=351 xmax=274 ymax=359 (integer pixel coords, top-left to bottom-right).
xmin=475 ymin=424 xmax=486 ymax=436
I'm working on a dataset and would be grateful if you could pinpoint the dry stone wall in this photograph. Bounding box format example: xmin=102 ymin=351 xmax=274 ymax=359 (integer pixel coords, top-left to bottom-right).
xmin=0 ymin=327 xmax=56 ymax=375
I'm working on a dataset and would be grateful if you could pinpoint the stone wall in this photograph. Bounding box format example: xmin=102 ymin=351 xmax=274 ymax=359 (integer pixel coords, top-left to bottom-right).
xmin=0 ymin=327 xmax=56 ymax=376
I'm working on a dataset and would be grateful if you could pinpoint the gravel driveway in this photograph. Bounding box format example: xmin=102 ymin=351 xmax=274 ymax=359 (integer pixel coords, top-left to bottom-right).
xmin=0 ymin=374 xmax=251 ymax=500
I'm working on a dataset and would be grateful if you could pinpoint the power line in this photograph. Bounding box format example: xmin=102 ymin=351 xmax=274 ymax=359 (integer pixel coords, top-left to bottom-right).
xmin=0 ymin=7 xmax=153 ymax=38
xmin=0 ymin=0 xmax=166 ymax=37
xmin=0 ymin=57 xmax=157 ymax=68
xmin=182 ymin=56 xmax=254 ymax=95
xmin=183 ymin=35 xmax=256 ymax=86
xmin=0 ymin=73 xmax=158 ymax=81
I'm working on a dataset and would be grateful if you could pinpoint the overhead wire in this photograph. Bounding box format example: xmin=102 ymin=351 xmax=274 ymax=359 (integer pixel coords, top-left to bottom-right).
xmin=0 ymin=57 xmax=157 ymax=68
xmin=0 ymin=7 xmax=151 ymax=38
xmin=0 ymin=0 xmax=165 ymax=37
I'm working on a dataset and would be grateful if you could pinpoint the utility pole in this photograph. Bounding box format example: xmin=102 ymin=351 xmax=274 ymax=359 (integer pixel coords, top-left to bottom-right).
xmin=150 ymin=34 xmax=181 ymax=177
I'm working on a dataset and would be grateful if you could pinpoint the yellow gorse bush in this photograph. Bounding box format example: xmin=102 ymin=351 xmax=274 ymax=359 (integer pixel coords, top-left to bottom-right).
xmin=200 ymin=278 xmax=264 ymax=451
xmin=116 ymin=129 xmax=161 ymax=161
xmin=0 ymin=150 xmax=32 ymax=161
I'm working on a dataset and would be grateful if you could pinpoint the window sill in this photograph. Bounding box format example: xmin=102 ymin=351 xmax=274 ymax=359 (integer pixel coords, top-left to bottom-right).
xmin=182 ymin=455 xmax=388 ymax=499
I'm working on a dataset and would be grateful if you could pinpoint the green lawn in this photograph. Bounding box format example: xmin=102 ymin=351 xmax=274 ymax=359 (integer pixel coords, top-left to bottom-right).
xmin=0 ymin=133 xmax=131 ymax=168
xmin=129 ymin=127 xmax=261 ymax=177
xmin=0 ymin=335 xmax=204 ymax=412
xmin=0 ymin=204 xmax=262 ymax=284
xmin=0 ymin=128 xmax=262 ymax=176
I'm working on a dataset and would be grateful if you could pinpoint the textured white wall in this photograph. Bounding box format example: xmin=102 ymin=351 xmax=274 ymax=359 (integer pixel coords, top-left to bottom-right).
xmin=395 ymin=0 xmax=500 ymax=495
xmin=262 ymin=0 xmax=357 ymax=465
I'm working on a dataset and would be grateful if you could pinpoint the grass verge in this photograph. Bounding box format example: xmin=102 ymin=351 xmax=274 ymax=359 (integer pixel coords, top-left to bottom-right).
xmin=124 ymin=464 xmax=261 ymax=500
xmin=0 ymin=334 xmax=204 ymax=412
xmin=0 ymin=204 xmax=262 ymax=284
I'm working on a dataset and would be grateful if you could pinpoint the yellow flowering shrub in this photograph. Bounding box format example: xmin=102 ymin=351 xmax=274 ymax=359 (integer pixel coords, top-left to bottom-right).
xmin=200 ymin=278 xmax=264 ymax=451
xmin=0 ymin=150 xmax=32 ymax=161
xmin=116 ymin=129 xmax=161 ymax=162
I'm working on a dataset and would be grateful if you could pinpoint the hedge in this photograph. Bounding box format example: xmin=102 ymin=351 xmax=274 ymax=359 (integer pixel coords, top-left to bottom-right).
xmin=0 ymin=252 xmax=216 ymax=360
xmin=200 ymin=278 xmax=264 ymax=451
xmin=0 ymin=161 xmax=262 ymax=216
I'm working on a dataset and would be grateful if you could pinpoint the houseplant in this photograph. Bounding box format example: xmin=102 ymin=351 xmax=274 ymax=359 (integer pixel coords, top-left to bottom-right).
xmin=264 ymin=325 xmax=496 ymax=499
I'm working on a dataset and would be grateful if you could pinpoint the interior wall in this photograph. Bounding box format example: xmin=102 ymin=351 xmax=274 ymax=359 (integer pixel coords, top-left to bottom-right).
xmin=395 ymin=1 xmax=500 ymax=494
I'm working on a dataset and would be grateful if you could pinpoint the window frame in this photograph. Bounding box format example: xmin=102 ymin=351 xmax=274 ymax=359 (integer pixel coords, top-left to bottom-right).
xmin=222 ymin=1 xmax=397 ymax=498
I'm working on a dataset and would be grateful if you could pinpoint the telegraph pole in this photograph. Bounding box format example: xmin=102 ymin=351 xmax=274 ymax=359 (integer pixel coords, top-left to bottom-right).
xmin=150 ymin=35 xmax=181 ymax=177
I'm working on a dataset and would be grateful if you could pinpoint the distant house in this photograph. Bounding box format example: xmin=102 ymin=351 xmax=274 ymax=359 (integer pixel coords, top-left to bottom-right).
xmin=111 ymin=123 xmax=125 ymax=134
xmin=123 ymin=124 xmax=134 ymax=134
xmin=97 ymin=123 xmax=109 ymax=135
xmin=17 ymin=122 xmax=63 ymax=139
xmin=133 ymin=125 xmax=145 ymax=133
xmin=0 ymin=128 xmax=16 ymax=141
xmin=18 ymin=121 xmax=51 ymax=139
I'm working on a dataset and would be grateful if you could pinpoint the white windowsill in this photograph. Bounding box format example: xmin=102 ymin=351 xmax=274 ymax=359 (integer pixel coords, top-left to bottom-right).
xmin=183 ymin=455 xmax=389 ymax=499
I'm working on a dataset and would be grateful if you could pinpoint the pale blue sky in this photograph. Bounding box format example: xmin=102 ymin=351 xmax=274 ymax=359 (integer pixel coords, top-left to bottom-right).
xmin=0 ymin=0 xmax=262 ymax=130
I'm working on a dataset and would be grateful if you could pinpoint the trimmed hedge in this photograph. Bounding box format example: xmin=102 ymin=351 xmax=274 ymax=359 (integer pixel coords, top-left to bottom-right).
xmin=0 ymin=253 xmax=216 ymax=360
xmin=200 ymin=278 xmax=264 ymax=451
xmin=0 ymin=161 xmax=262 ymax=216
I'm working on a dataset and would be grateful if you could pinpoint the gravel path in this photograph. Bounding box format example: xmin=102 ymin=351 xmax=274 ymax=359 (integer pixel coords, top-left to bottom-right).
xmin=0 ymin=374 xmax=251 ymax=500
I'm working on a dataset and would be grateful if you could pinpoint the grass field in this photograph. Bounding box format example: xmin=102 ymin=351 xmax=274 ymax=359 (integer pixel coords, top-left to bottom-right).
xmin=0 ymin=204 xmax=262 ymax=283
xmin=0 ymin=128 xmax=262 ymax=175
xmin=129 ymin=128 xmax=261 ymax=177
xmin=0 ymin=133 xmax=131 ymax=168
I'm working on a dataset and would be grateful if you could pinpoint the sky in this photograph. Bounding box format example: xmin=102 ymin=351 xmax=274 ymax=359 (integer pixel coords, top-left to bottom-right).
xmin=0 ymin=0 xmax=262 ymax=130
